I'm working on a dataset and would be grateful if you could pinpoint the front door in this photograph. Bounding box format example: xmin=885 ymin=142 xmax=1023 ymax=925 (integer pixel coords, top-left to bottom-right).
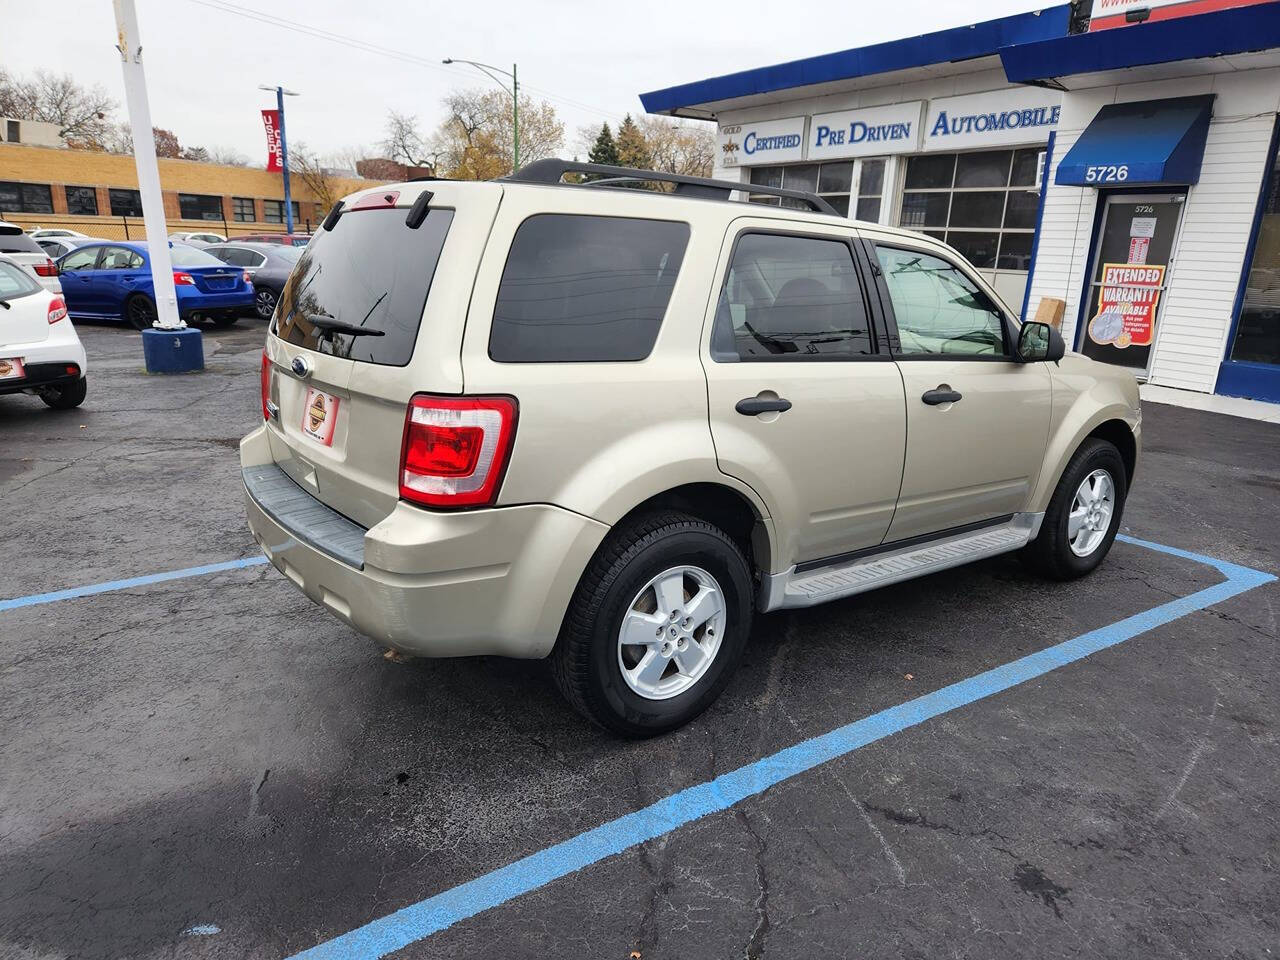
xmin=1080 ymin=193 xmax=1186 ymax=373
xmin=868 ymin=240 xmax=1052 ymax=542
xmin=702 ymin=221 xmax=907 ymax=569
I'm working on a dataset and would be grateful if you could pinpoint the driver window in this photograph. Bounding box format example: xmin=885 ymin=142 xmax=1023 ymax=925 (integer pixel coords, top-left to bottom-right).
xmin=874 ymin=245 xmax=1007 ymax=357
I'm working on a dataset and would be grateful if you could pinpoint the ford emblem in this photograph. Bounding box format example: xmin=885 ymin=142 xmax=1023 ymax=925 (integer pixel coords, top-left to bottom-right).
xmin=291 ymin=355 xmax=311 ymax=378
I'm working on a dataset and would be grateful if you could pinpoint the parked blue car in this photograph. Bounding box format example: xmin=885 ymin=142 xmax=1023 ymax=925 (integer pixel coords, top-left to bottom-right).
xmin=55 ymin=241 xmax=255 ymax=330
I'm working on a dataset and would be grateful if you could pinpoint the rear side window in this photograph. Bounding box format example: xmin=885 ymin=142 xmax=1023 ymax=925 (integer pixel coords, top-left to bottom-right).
xmin=489 ymin=214 xmax=690 ymax=363
xmin=0 ymin=259 xmax=39 ymax=299
xmin=711 ymin=232 xmax=874 ymax=360
xmin=273 ymin=207 xmax=454 ymax=366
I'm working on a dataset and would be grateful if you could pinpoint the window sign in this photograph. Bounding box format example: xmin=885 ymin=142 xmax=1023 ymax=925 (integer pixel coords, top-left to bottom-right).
xmin=1089 ymin=0 xmax=1272 ymax=31
xmin=718 ymin=117 xmax=806 ymax=168
xmin=923 ymin=88 xmax=1060 ymax=152
xmin=809 ymin=102 xmax=923 ymax=160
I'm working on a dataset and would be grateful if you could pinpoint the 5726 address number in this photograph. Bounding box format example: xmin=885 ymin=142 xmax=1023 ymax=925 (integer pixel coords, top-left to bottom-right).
xmin=1084 ymin=164 xmax=1129 ymax=183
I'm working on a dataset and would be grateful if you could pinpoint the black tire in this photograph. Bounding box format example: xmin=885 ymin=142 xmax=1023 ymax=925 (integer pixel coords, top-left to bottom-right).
xmin=1021 ymin=438 xmax=1127 ymax=580
xmin=125 ymin=294 xmax=157 ymax=331
xmin=211 ymin=311 xmax=238 ymax=328
xmin=550 ymin=511 xmax=754 ymax=738
xmin=40 ymin=377 xmax=87 ymax=410
xmin=254 ymin=287 xmax=278 ymax=320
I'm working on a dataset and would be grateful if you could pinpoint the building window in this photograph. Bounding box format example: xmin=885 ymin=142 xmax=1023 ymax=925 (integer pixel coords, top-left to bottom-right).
xmin=108 ymin=188 xmax=143 ymax=217
xmin=0 ymin=181 xmax=54 ymax=214
xmin=748 ymin=159 xmax=886 ymax=220
xmin=898 ymin=148 xmax=1040 ymax=271
xmin=232 ymin=197 xmax=255 ymax=222
xmin=65 ymin=186 xmax=98 ymax=216
xmin=5 ymin=120 xmax=19 ymax=142
xmin=1229 ymin=129 xmax=1280 ymax=368
xmin=263 ymin=199 xmax=301 ymax=224
xmin=179 ymin=193 xmax=224 ymax=221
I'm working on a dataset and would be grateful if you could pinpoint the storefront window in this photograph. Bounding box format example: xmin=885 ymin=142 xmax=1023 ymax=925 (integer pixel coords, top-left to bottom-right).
xmin=108 ymin=188 xmax=143 ymax=217
xmin=749 ymin=158 xmax=886 ymax=220
xmin=1229 ymin=129 xmax=1280 ymax=367
xmin=898 ymin=148 xmax=1040 ymax=270
xmin=179 ymin=193 xmax=223 ymax=221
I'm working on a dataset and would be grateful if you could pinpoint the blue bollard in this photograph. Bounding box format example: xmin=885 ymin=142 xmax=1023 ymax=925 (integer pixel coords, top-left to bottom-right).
xmin=141 ymin=327 xmax=204 ymax=374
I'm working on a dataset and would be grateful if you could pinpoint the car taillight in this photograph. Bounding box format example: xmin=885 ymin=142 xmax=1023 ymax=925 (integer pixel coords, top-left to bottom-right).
xmin=34 ymin=258 xmax=57 ymax=277
xmin=173 ymin=271 xmax=195 ymax=285
xmin=242 ymin=270 xmax=252 ymax=284
xmin=260 ymin=349 xmax=272 ymax=420
xmin=399 ymin=395 xmax=518 ymax=509
xmin=47 ymin=296 xmax=67 ymax=324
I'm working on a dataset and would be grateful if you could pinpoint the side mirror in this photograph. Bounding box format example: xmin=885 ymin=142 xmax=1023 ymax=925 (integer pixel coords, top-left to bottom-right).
xmin=1016 ymin=321 xmax=1065 ymax=363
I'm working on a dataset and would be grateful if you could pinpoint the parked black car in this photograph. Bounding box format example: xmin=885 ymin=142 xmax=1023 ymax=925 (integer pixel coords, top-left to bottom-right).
xmin=204 ymin=241 xmax=302 ymax=319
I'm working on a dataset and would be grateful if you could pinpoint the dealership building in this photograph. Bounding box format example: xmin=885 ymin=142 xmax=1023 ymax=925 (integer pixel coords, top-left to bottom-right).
xmin=641 ymin=0 xmax=1280 ymax=404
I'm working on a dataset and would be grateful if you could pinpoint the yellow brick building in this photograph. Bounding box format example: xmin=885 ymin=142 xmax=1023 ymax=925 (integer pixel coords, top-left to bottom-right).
xmin=0 ymin=143 xmax=385 ymax=240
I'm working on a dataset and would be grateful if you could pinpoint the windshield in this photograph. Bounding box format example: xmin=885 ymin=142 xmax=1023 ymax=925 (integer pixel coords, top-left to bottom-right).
xmin=273 ymin=207 xmax=453 ymax=366
xmin=168 ymin=245 xmax=225 ymax=266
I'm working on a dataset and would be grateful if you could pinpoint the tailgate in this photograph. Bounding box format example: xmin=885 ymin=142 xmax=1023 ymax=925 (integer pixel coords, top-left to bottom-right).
xmin=261 ymin=181 xmax=502 ymax=528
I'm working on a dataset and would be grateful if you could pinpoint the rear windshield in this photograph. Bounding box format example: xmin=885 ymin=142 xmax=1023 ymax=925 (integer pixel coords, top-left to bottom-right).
xmin=0 ymin=232 xmax=42 ymax=254
xmin=169 ymin=245 xmax=223 ymax=266
xmin=273 ymin=207 xmax=453 ymax=366
xmin=0 ymin=259 xmax=40 ymax=299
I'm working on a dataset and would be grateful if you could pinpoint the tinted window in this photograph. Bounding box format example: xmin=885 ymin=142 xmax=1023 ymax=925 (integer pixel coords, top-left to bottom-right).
xmin=109 ymin=188 xmax=143 ymax=217
xmin=875 ymin=245 xmax=1007 ymax=357
xmin=0 ymin=231 xmax=42 ymax=254
xmin=275 ymin=207 xmax=454 ymax=367
xmin=178 ymin=193 xmax=222 ymax=221
xmin=66 ymin=186 xmax=98 ymax=216
xmin=0 ymin=181 xmax=53 ymax=213
xmin=168 ymin=245 xmax=224 ymax=266
xmin=489 ymin=214 xmax=689 ymax=363
xmin=0 ymin=260 xmax=39 ymax=298
xmin=60 ymin=248 xmax=100 ymax=270
xmin=712 ymin=233 xmax=873 ymax=361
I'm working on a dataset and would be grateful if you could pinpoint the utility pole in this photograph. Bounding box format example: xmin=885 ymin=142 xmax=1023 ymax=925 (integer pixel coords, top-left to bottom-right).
xmin=259 ymin=85 xmax=299 ymax=233
xmin=114 ymin=0 xmax=203 ymax=373
xmin=442 ymin=58 xmax=521 ymax=173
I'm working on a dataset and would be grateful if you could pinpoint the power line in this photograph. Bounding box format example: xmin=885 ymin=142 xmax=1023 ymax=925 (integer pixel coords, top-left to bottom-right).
xmin=183 ymin=0 xmax=624 ymax=123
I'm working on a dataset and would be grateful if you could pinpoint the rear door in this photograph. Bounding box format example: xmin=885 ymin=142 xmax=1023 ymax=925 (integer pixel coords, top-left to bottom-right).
xmin=95 ymin=245 xmax=146 ymax=312
xmin=866 ymin=238 xmax=1051 ymax=541
xmin=263 ymin=182 xmax=502 ymax=528
xmin=702 ymin=219 xmax=907 ymax=568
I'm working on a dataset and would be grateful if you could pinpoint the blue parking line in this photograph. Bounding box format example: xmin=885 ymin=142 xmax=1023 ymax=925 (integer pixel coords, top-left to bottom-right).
xmin=286 ymin=536 xmax=1274 ymax=960
xmin=0 ymin=556 xmax=268 ymax=612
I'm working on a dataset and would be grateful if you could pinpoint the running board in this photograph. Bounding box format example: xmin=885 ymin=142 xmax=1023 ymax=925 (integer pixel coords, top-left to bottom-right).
xmin=759 ymin=512 xmax=1043 ymax=612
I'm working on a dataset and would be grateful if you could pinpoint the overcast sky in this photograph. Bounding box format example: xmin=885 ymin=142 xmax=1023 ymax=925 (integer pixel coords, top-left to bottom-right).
xmin=2 ymin=0 xmax=1055 ymax=164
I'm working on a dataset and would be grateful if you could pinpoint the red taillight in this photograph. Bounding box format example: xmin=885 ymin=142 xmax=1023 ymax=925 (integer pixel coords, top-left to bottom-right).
xmin=399 ymin=395 xmax=517 ymax=509
xmin=243 ymin=270 xmax=252 ymax=284
xmin=35 ymin=258 xmax=57 ymax=277
xmin=173 ymin=271 xmax=195 ymax=286
xmin=260 ymin=349 xmax=272 ymax=420
xmin=47 ymin=296 xmax=67 ymax=324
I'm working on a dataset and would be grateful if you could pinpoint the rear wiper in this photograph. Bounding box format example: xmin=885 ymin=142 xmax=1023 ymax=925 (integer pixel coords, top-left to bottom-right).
xmin=305 ymin=313 xmax=386 ymax=338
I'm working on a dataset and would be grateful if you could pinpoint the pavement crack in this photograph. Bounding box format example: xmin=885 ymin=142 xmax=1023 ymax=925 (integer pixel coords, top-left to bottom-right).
xmin=736 ymin=808 xmax=770 ymax=960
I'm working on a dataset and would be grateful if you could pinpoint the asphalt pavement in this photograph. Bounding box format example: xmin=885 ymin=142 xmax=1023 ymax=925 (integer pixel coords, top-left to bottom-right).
xmin=1 ymin=321 xmax=1277 ymax=960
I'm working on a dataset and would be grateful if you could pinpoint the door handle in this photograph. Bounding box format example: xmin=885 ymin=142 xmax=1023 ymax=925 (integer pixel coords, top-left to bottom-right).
xmin=921 ymin=386 xmax=962 ymax=406
xmin=736 ymin=395 xmax=792 ymax=416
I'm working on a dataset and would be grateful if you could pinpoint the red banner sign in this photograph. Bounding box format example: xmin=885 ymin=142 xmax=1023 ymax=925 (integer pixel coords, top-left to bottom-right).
xmin=262 ymin=109 xmax=282 ymax=173
xmin=1088 ymin=263 xmax=1166 ymax=349
xmin=1089 ymin=0 xmax=1272 ymax=31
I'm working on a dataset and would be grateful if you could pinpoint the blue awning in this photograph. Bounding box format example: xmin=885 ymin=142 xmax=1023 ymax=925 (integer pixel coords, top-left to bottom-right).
xmin=1055 ymin=95 xmax=1214 ymax=187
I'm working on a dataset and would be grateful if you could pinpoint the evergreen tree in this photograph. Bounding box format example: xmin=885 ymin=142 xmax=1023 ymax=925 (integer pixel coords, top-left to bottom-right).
xmin=588 ymin=123 xmax=618 ymax=167
xmin=616 ymin=114 xmax=652 ymax=173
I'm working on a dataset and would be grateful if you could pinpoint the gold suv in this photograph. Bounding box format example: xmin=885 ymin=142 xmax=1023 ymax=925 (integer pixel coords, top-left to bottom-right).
xmin=242 ymin=160 xmax=1140 ymax=736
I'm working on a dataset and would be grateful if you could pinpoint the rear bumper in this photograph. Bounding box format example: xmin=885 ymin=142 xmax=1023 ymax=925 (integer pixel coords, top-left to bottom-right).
xmin=178 ymin=288 xmax=255 ymax=313
xmin=0 ymin=325 xmax=87 ymax=394
xmin=240 ymin=424 xmax=609 ymax=658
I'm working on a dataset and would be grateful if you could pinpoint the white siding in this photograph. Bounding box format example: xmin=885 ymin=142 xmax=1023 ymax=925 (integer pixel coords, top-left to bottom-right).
xmin=1027 ymin=68 xmax=1280 ymax=394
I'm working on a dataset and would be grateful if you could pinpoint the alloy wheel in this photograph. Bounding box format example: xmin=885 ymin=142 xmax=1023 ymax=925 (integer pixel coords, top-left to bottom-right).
xmin=616 ymin=565 xmax=726 ymax=701
xmin=1067 ymin=468 xmax=1115 ymax=557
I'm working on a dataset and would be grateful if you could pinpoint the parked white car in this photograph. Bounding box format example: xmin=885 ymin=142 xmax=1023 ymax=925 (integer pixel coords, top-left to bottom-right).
xmin=169 ymin=231 xmax=226 ymax=247
xmin=0 ymin=221 xmax=61 ymax=294
xmin=0 ymin=254 xmax=87 ymax=409
xmin=27 ymin=228 xmax=90 ymax=240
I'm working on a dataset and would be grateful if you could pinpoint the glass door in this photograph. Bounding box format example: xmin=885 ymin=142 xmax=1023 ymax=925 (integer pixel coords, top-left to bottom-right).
xmin=1080 ymin=193 xmax=1186 ymax=373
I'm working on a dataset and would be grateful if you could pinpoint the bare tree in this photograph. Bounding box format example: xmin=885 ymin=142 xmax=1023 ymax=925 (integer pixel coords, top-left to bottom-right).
xmin=381 ymin=110 xmax=436 ymax=168
xmin=0 ymin=69 xmax=117 ymax=149
xmin=638 ymin=116 xmax=715 ymax=179
xmin=430 ymin=88 xmax=563 ymax=180
xmin=207 ymin=145 xmax=250 ymax=167
xmin=181 ymin=145 xmax=210 ymax=163
xmin=290 ymin=143 xmax=341 ymax=209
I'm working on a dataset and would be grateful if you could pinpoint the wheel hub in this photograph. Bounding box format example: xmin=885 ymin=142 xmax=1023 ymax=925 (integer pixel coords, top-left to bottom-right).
xmin=617 ymin=565 xmax=726 ymax=701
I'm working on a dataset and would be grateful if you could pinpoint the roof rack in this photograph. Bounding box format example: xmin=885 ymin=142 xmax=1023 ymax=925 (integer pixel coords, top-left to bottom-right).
xmin=505 ymin=158 xmax=839 ymax=216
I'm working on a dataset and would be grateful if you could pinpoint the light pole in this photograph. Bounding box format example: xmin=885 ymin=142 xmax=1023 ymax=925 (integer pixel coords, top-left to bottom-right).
xmin=258 ymin=85 xmax=299 ymax=233
xmin=442 ymin=58 xmax=519 ymax=172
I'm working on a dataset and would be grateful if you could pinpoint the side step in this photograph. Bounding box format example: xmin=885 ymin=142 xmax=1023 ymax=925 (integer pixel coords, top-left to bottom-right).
xmin=760 ymin=513 xmax=1043 ymax=611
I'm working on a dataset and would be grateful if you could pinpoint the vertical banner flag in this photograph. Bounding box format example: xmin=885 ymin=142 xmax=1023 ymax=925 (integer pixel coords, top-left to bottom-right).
xmin=262 ymin=109 xmax=282 ymax=172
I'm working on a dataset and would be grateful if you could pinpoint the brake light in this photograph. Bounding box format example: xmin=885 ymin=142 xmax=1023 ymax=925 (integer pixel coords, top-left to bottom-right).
xmin=47 ymin=296 xmax=67 ymax=324
xmin=173 ymin=271 xmax=195 ymax=285
xmin=34 ymin=258 xmax=57 ymax=277
xmin=399 ymin=395 xmax=517 ymax=508
xmin=260 ymin=349 xmax=272 ymax=420
xmin=242 ymin=270 xmax=252 ymax=284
